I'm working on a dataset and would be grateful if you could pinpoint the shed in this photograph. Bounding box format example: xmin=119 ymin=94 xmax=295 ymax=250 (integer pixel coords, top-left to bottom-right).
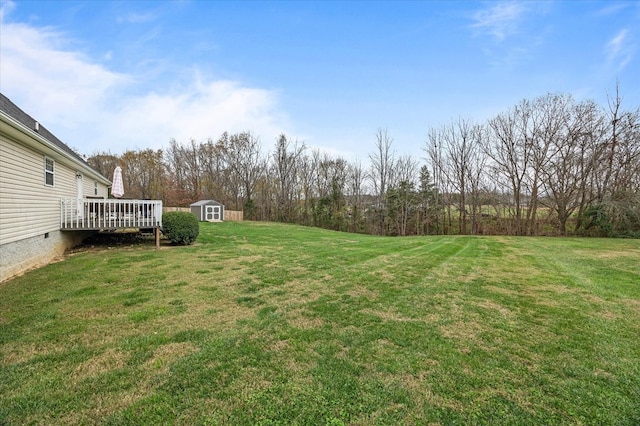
xmin=190 ymin=200 xmax=225 ymax=222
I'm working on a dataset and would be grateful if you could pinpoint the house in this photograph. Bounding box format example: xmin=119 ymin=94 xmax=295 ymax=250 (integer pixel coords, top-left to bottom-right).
xmin=0 ymin=93 xmax=162 ymax=282
xmin=190 ymin=200 xmax=225 ymax=222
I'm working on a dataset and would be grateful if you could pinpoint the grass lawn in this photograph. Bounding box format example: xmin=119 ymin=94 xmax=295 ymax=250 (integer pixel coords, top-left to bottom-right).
xmin=1 ymin=222 xmax=639 ymax=425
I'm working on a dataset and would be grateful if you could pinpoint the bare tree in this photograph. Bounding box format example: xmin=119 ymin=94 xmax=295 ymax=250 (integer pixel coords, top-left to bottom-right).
xmin=346 ymin=159 xmax=366 ymax=232
xmin=387 ymin=154 xmax=419 ymax=236
xmin=442 ymin=118 xmax=482 ymax=234
xmin=298 ymin=153 xmax=317 ymax=226
xmin=313 ymin=152 xmax=348 ymax=230
xmin=117 ymin=149 xmax=165 ymax=200
xmin=221 ymin=131 xmax=265 ymax=211
xmin=466 ymin=125 xmax=487 ymax=234
xmin=425 ymin=127 xmax=451 ymax=234
xmin=484 ymin=100 xmax=536 ymax=235
xmin=583 ymin=84 xmax=640 ymax=236
xmin=368 ymin=128 xmax=395 ymax=235
xmin=272 ymin=134 xmax=306 ymax=222
xmin=164 ymin=138 xmax=202 ymax=206
xmin=198 ymin=138 xmax=227 ymax=203
xmin=540 ymin=98 xmax=605 ymax=235
xmin=87 ymin=151 xmax=120 ymax=182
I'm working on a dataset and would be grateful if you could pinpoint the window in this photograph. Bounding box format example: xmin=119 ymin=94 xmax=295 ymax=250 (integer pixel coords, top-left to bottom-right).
xmin=94 ymin=180 xmax=98 ymax=195
xmin=44 ymin=157 xmax=54 ymax=186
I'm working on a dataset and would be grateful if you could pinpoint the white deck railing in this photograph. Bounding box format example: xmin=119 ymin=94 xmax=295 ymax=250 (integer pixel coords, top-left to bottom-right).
xmin=61 ymin=198 xmax=163 ymax=230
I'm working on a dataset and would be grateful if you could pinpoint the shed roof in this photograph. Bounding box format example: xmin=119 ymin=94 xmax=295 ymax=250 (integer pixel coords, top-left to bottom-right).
xmin=190 ymin=200 xmax=225 ymax=207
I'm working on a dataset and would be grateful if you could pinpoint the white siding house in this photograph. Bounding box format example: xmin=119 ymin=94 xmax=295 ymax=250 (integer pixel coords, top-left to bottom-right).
xmin=0 ymin=94 xmax=113 ymax=282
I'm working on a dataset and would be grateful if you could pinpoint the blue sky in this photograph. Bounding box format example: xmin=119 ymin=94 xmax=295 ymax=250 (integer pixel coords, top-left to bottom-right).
xmin=1 ymin=0 xmax=638 ymax=162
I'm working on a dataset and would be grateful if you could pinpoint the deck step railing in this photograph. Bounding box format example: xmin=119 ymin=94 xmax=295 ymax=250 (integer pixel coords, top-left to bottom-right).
xmin=61 ymin=198 xmax=163 ymax=230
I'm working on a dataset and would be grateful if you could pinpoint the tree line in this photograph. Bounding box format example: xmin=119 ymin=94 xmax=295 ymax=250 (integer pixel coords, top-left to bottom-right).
xmin=88 ymin=89 xmax=640 ymax=237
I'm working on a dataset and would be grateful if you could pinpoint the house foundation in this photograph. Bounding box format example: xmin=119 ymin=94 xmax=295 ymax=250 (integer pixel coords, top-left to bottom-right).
xmin=0 ymin=230 xmax=90 ymax=283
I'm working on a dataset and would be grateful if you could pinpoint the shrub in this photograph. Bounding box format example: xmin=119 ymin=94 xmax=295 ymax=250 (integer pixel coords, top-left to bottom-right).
xmin=162 ymin=211 xmax=199 ymax=245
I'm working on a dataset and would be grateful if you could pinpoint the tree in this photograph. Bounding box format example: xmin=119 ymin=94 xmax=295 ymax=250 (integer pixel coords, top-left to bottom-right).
xmin=425 ymin=127 xmax=450 ymax=234
xmin=540 ymin=98 xmax=605 ymax=235
xmin=272 ymin=134 xmax=305 ymax=222
xmin=165 ymin=138 xmax=201 ymax=206
xmin=313 ymin=153 xmax=348 ymax=230
xmin=87 ymin=152 xmax=120 ymax=181
xmin=198 ymin=139 xmax=228 ymax=204
xmin=417 ymin=166 xmax=439 ymax=234
xmin=346 ymin=160 xmax=366 ymax=233
xmin=220 ymin=131 xmax=265 ymax=212
xmin=484 ymin=100 xmax=536 ymax=235
xmin=119 ymin=149 xmax=165 ymax=200
xmin=441 ymin=118 xmax=483 ymax=234
xmin=580 ymin=83 xmax=640 ymax=236
xmin=298 ymin=152 xmax=317 ymax=226
xmin=368 ymin=128 xmax=395 ymax=235
xmin=386 ymin=154 xmax=419 ymax=236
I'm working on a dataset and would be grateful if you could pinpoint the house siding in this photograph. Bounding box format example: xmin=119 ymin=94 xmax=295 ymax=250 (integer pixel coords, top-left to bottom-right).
xmin=0 ymin=95 xmax=111 ymax=282
xmin=1 ymin=136 xmax=78 ymax=245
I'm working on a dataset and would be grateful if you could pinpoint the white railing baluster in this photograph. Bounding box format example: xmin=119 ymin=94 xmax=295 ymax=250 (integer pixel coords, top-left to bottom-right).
xmin=60 ymin=198 xmax=163 ymax=230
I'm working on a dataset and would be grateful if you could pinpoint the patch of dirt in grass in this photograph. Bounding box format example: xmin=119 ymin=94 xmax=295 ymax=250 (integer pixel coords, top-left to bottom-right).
xmin=507 ymin=348 xmax=543 ymax=373
xmin=439 ymin=320 xmax=485 ymax=343
xmin=531 ymin=284 xmax=576 ymax=294
xmin=1 ymin=342 xmax=42 ymax=364
xmin=286 ymin=309 xmax=325 ymax=329
xmin=482 ymin=285 xmax=519 ymax=296
xmin=361 ymin=307 xmax=440 ymax=324
xmin=378 ymin=372 xmax=464 ymax=411
xmin=375 ymin=338 xmax=397 ymax=348
xmin=473 ymin=299 xmax=514 ymax=317
xmin=61 ymin=388 xmax=152 ymax=425
xmin=275 ymin=280 xmax=325 ymax=305
xmin=373 ymin=268 xmax=396 ymax=282
xmin=344 ymin=286 xmax=378 ymax=300
xmin=65 ymin=344 xmax=199 ymax=424
xmin=143 ymin=342 xmax=199 ymax=373
xmin=597 ymin=310 xmax=619 ymax=320
xmin=590 ymin=249 xmax=640 ymax=259
xmin=519 ymin=284 xmax=582 ymax=308
xmin=581 ymin=293 xmax=606 ymax=304
xmin=166 ymin=302 xmax=256 ymax=333
xmin=593 ymin=368 xmax=616 ymax=380
xmin=622 ymin=298 xmax=640 ymax=315
xmin=229 ymin=366 xmax=275 ymax=400
xmin=524 ymin=283 xmax=623 ymax=313
xmin=73 ymin=348 xmax=127 ymax=380
xmin=270 ymin=339 xmax=290 ymax=352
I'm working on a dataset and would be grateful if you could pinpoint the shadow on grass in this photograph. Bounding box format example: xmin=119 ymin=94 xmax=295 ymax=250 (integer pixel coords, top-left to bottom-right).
xmin=74 ymin=231 xmax=161 ymax=252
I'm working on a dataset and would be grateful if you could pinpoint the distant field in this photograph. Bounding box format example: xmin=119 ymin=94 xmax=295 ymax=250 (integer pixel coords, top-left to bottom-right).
xmin=1 ymin=222 xmax=639 ymax=424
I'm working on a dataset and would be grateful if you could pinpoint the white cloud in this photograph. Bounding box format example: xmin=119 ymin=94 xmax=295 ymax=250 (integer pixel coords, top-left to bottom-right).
xmin=595 ymin=3 xmax=630 ymax=17
xmin=1 ymin=21 xmax=129 ymax=126
xmin=0 ymin=15 xmax=292 ymax=155
xmin=606 ymin=29 xmax=636 ymax=71
xmin=0 ymin=0 xmax=16 ymax=20
xmin=471 ymin=1 xmax=526 ymax=41
xmin=117 ymin=12 xmax=157 ymax=24
xmin=103 ymin=79 xmax=289 ymax=152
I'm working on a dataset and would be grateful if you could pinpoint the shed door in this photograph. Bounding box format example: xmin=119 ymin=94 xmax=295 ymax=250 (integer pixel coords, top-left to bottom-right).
xmin=205 ymin=205 xmax=221 ymax=221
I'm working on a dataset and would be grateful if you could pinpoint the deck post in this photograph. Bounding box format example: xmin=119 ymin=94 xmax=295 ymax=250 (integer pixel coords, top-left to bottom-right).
xmin=155 ymin=226 xmax=161 ymax=249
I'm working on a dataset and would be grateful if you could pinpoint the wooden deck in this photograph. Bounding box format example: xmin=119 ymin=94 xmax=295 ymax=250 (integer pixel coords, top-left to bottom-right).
xmin=61 ymin=198 xmax=162 ymax=231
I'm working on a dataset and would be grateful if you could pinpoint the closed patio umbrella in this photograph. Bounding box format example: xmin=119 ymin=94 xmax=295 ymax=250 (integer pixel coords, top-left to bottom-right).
xmin=112 ymin=166 xmax=124 ymax=198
